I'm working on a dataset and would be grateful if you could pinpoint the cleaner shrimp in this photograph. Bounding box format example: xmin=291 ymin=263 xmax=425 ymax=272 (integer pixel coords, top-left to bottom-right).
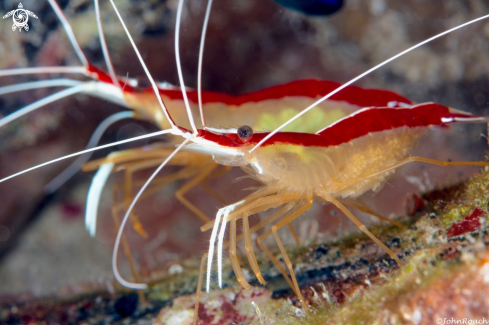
xmin=93 ymin=0 xmax=489 ymax=322
xmin=0 ymin=0 xmax=419 ymax=288
xmin=111 ymin=2 xmax=489 ymax=324
xmin=0 ymin=0 xmax=488 ymax=318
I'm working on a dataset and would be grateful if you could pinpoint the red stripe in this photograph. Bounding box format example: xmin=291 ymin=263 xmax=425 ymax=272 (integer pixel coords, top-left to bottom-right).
xmin=87 ymin=64 xmax=127 ymax=89
xmin=157 ymin=79 xmax=413 ymax=108
xmin=199 ymin=103 xmax=480 ymax=148
xmin=316 ymin=103 xmax=472 ymax=146
xmin=87 ymin=65 xmax=412 ymax=108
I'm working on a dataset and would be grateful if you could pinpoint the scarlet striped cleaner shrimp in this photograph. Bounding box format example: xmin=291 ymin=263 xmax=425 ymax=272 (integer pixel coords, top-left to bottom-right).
xmin=0 ymin=0 xmax=416 ymax=291
xmin=91 ymin=2 xmax=489 ymax=325
xmin=0 ymin=0 xmax=488 ymax=308
xmin=0 ymin=0 xmax=412 ymax=267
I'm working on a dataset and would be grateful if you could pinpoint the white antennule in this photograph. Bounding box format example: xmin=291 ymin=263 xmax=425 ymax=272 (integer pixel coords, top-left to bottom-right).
xmin=175 ymin=0 xmax=199 ymax=134
xmin=94 ymin=0 xmax=120 ymax=89
xmin=45 ymin=111 xmax=134 ymax=193
xmin=109 ymin=0 xmax=179 ymax=133
xmin=112 ymin=138 xmax=191 ymax=290
xmin=0 ymin=83 xmax=91 ymax=129
xmin=0 ymin=79 xmax=81 ymax=96
xmin=249 ymin=13 xmax=489 ymax=154
xmin=197 ymin=0 xmax=214 ymax=127
xmin=0 ymin=66 xmax=86 ymax=77
xmin=47 ymin=0 xmax=89 ymax=68
xmin=0 ymin=129 xmax=175 ymax=184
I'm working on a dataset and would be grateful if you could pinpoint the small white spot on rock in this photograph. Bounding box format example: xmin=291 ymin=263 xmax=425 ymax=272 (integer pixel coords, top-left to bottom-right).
xmin=413 ymin=309 xmax=422 ymax=324
xmin=168 ymin=264 xmax=183 ymax=275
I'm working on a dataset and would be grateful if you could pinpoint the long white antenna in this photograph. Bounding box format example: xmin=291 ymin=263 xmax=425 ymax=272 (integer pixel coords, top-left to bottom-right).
xmin=0 ymin=129 xmax=175 ymax=184
xmin=249 ymin=13 xmax=489 ymax=153
xmin=94 ymin=0 xmax=120 ymax=89
xmin=109 ymin=0 xmax=177 ymax=130
xmin=47 ymin=0 xmax=89 ymax=67
xmin=112 ymin=138 xmax=191 ymax=289
xmin=45 ymin=111 xmax=134 ymax=193
xmin=175 ymin=0 xmax=198 ymax=134
xmin=197 ymin=0 xmax=214 ymax=127
xmin=0 ymin=66 xmax=86 ymax=77
xmin=0 ymin=79 xmax=81 ymax=96
xmin=0 ymin=84 xmax=90 ymax=129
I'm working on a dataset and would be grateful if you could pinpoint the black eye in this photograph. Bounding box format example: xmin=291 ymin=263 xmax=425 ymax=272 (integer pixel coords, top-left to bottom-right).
xmin=237 ymin=125 xmax=253 ymax=140
xmin=135 ymin=76 xmax=151 ymax=88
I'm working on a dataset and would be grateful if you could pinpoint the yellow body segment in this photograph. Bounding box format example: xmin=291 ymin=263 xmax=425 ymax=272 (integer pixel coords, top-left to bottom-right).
xmin=123 ymin=91 xmax=359 ymax=131
xmin=241 ymin=126 xmax=426 ymax=198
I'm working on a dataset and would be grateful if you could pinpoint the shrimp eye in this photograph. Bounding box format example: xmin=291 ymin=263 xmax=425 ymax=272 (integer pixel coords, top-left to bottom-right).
xmin=237 ymin=125 xmax=253 ymax=140
xmin=136 ymin=76 xmax=151 ymax=89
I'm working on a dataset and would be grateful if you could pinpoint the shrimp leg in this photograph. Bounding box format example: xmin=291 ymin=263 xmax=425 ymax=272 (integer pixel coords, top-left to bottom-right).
xmin=319 ymin=191 xmax=402 ymax=264
xmin=229 ymin=218 xmax=252 ymax=290
xmin=252 ymin=198 xmax=312 ymax=294
xmin=224 ymin=194 xmax=305 ymax=284
xmin=195 ymin=200 xmax=304 ymax=324
xmin=114 ymin=165 xmax=201 ymax=208
xmin=175 ymin=162 xmax=220 ymax=223
xmin=341 ymin=200 xmax=404 ymax=228
xmin=199 ymin=165 xmax=232 ymax=206
xmin=267 ymin=199 xmax=313 ymax=312
xmin=205 ymin=189 xmax=288 ymax=289
xmin=122 ymin=158 xmax=174 ymax=237
xmin=353 ymin=156 xmax=488 ymax=186
xmin=85 ymin=148 xmax=224 ymax=234
xmin=114 ymin=156 xmax=200 ymax=237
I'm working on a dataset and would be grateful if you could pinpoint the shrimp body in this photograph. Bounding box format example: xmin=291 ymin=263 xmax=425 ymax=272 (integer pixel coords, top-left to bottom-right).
xmin=190 ymin=103 xmax=473 ymax=197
